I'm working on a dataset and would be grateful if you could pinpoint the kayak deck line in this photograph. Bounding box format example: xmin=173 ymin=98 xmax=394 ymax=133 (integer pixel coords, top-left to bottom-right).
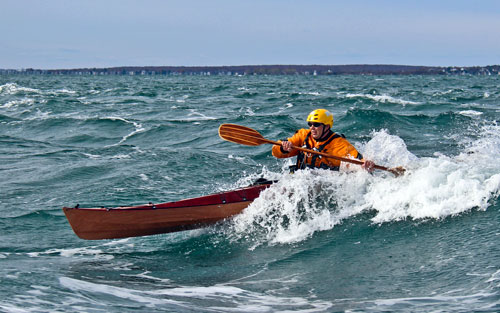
xmin=64 ymin=183 xmax=267 ymax=211
xmin=62 ymin=182 xmax=273 ymax=240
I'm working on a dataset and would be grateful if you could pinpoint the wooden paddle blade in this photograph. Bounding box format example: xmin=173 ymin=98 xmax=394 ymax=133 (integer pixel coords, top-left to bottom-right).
xmin=219 ymin=124 xmax=269 ymax=146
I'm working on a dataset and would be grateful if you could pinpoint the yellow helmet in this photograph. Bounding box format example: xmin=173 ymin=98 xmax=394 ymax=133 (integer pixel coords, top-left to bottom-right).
xmin=306 ymin=109 xmax=333 ymax=128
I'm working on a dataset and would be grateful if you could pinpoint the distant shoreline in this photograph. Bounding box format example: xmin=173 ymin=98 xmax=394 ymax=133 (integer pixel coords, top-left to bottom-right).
xmin=1 ymin=64 xmax=499 ymax=76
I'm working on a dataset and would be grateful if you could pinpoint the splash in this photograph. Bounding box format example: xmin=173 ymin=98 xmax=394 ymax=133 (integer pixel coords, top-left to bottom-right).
xmin=365 ymin=157 xmax=500 ymax=223
xmin=361 ymin=129 xmax=418 ymax=166
xmin=228 ymin=124 xmax=500 ymax=247
xmin=365 ymin=122 xmax=500 ymax=224
xmin=228 ymin=169 xmax=373 ymax=248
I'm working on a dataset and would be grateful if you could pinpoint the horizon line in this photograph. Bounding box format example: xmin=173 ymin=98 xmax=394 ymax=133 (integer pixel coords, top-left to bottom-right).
xmin=2 ymin=63 xmax=500 ymax=71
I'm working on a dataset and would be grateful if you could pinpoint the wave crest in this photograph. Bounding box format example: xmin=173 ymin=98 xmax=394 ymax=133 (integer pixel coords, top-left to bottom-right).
xmin=227 ymin=126 xmax=500 ymax=248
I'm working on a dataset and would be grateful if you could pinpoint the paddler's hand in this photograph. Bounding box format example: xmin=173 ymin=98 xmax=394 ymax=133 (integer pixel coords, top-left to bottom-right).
xmin=281 ymin=140 xmax=293 ymax=152
xmin=362 ymin=160 xmax=375 ymax=173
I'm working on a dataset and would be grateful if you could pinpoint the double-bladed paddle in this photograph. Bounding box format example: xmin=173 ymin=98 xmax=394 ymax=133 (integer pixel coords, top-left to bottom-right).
xmin=218 ymin=123 xmax=405 ymax=177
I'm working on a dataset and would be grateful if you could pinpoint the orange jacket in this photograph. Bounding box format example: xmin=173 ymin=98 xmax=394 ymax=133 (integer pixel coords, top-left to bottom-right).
xmin=272 ymin=129 xmax=362 ymax=170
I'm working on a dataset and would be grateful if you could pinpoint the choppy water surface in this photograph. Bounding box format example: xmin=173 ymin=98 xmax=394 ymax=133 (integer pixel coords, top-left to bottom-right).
xmin=0 ymin=74 xmax=499 ymax=312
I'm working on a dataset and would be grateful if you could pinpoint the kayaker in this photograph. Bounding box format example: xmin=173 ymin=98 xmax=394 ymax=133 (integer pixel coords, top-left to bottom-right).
xmin=272 ymin=109 xmax=375 ymax=172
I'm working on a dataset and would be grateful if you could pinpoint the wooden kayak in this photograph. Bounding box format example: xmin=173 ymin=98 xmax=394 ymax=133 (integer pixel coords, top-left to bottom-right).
xmin=63 ymin=182 xmax=272 ymax=240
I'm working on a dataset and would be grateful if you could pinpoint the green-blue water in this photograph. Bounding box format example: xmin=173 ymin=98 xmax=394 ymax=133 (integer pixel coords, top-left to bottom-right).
xmin=1 ymin=74 xmax=499 ymax=312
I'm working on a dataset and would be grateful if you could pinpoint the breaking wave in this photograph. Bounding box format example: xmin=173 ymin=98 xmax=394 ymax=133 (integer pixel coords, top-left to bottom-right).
xmin=228 ymin=123 xmax=500 ymax=248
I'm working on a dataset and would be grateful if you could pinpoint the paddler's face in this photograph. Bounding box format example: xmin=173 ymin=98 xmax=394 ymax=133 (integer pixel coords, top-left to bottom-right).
xmin=308 ymin=122 xmax=325 ymax=139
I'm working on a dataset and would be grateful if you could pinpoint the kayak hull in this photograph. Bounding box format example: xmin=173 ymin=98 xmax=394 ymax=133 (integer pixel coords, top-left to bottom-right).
xmin=63 ymin=183 xmax=270 ymax=240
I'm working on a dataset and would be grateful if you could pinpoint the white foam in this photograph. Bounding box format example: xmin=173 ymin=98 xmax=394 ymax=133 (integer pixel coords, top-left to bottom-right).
xmin=56 ymin=88 xmax=76 ymax=95
xmin=0 ymin=83 xmax=40 ymax=95
xmin=121 ymin=271 xmax=171 ymax=284
xmin=1 ymin=98 xmax=35 ymax=108
xmin=346 ymin=93 xmax=420 ymax=105
xmin=228 ymin=154 xmax=246 ymax=162
xmin=486 ymin=269 xmax=500 ymax=287
xmin=176 ymin=95 xmax=189 ymax=103
xmin=370 ymin=289 xmax=496 ymax=311
xmin=27 ymin=246 xmax=113 ymax=260
xmin=227 ymin=154 xmax=259 ymax=166
xmin=185 ymin=109 xmax=217 ymax=121
xmin=23 ymin=109 xmax=52 ymax=120
xmin=241 ymin=106 xmax=255 ymax=116
xmin=230 ymin=170 xmax=369 ymax=247
xmin=363 ymin=124 xmax=500 ymax=223
xmin=83 ymin=153 xmax=100 ymax=159
xmin=111 ymin=154 xmax=132 ymax=159
xmin=59 ymin=277 xmax=178 ymax=307
xmin=459 ymin=110 xmax=483 ymax=117
xmin=298 ymin=91 xmax=321 ymax=96
xmin=58 ymin=276 xmax=332 ymax=312
xmin=229 ymin=125 xmax=500 ymax=247
xmin=105 ymin=116 xmax=145 ymax=146
xmin=154 ymin=284 xmax=332 ymax=312
xmin=366 ymin=158 xmax=500 ymax=223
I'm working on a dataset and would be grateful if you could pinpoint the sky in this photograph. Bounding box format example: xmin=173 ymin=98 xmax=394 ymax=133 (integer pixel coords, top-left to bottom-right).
xmin=2 ymin=0 xmax=500 ymax=69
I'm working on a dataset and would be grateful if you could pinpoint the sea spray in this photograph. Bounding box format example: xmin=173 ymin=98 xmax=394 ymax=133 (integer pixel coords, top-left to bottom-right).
xmin=356 ymin=121 xmax=500 ymax=222
xmin=227 ymin=125 xmax=500 ymax=247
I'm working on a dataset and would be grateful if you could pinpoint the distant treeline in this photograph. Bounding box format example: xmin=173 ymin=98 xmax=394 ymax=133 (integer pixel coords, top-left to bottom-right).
xmin=2 ymin=64 xmax=500 ymax=76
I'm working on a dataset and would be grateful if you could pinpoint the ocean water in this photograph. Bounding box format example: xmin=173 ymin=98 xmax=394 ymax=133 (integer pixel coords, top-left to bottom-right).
xmin=0 ymin=73 xmax=499 ymax=312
